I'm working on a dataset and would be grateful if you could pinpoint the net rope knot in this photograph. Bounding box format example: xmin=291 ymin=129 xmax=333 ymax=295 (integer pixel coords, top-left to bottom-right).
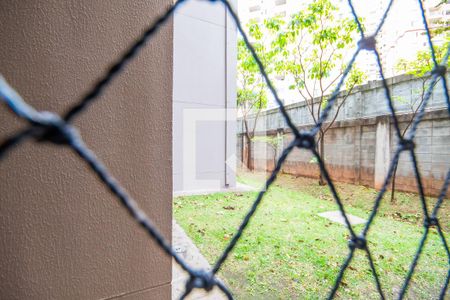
xmin=32 ymin=112 xmax=76 ymax=145
xmin=348 ymin=235 xmax=367 ymax=250
xmin=358 ymin=35 xmax=376 ymax=51
xmin=186 ymin=270 xmax=216 ymax=291
xmin=431 ymin=65 xmax=447 ymax=77
xmin=424 ymin=216 xmax=438 ymax=228
xmin=399 ymin=138 xmax=415 ymax=151
xmin=295 ymin=133 xmax=315 ymax=149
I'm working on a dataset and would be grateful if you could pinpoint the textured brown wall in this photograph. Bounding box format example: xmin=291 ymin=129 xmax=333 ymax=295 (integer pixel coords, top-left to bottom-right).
xmin=0 ymin=1 xmax=172 ymax=299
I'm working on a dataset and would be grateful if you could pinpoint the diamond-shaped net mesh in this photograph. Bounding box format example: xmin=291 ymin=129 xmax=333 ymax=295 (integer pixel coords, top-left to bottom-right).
xmin=0 ymin=0 xmax=449 ymax=299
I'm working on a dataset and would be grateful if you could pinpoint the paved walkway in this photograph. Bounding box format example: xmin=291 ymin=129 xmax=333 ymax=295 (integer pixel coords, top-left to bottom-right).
xmin=172 ymin=221 xmax=226 ymax=300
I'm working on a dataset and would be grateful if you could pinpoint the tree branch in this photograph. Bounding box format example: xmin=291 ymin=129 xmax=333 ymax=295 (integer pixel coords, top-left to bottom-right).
xmin=323 ymin=84 xmax=355 ymax=133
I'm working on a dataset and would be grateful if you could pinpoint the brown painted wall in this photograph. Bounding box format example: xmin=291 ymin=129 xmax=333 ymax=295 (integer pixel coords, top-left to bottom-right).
xmin=0 ymin=1 xmax=173 ymax=299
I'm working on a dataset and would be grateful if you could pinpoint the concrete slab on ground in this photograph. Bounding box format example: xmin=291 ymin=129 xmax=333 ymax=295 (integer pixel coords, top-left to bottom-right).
xmin=318 ymin=211 xmax=366 ymax=226
xmin=172 ymin=221 xmax=226 ymax=300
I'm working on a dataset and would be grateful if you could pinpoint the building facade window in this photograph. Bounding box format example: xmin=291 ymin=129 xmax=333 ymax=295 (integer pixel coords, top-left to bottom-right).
xmin=275 ymin=0 xmax=287 ymax=6
xmin=249 ymin=5 xmax=261 ymax=12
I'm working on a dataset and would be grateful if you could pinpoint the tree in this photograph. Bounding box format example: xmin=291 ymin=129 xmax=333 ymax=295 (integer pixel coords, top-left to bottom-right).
xmin=252 ymin=135 xmax=283 ymax=170
xmin=237 ymin=18 xmax=282 ymax=170
xmin=391 ymin=40 xmax=450 ymax=202
xmin=276 ymin=0 xmax=365 ymax=184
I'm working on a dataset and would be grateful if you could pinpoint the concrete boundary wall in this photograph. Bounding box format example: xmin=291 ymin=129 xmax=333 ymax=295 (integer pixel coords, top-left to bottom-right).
xmin=239 ymin=74 xmax=449 ymax=133
xmin=237 ymin=74 xmax=450 ymax=197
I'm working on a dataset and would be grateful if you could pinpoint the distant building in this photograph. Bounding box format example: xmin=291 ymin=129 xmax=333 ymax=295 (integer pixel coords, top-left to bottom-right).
xmin=238 ymin=0 xmax=449 ymax=106
xmin=239 ymin=0 xmax=303 ymax=22
xmin=378 ymin=0 xmax=450 ymax=78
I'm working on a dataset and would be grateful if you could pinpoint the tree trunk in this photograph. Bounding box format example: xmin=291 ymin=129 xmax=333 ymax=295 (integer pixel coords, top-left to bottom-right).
xmin=318 ymin=131 xmax=326 ymax=186
xmin=273 ymin=153 xmax=277 ymax=171
xmin=246 ymin=136 xmax=253 ymax=171
xmin=272 ymin=147 xmax=277 ymax=171
xmin=390 ymin=158 xmax=399 ymax=203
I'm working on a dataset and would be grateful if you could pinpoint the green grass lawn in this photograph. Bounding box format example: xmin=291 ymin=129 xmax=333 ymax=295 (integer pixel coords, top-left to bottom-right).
xmin=174 ymin=172 xmax=449 ymax=299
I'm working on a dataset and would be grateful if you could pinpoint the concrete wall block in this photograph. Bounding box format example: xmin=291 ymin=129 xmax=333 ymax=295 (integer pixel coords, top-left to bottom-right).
xmin=344 ymin=94 xmax=358 ymax=119
xmin=416 ymin=162 xmax=432 ymax=176
xmin=413 ymin=119 xmax=433 ymax=128
xmin=432 ymin=135 xmax=450 ymax=145
xmin=414 ymin=143 xmax=432 ymax=155
xmin=361 ymin=159 xmax=375 ymax=167
xmin=413 ymin=136 xmax=432 ymax=146
xmin=398 ymin=151 xmax=413 ymax=162
xmin=413 ymin=152 xmax=432 ymax=163
xmin=396 ymin=164 xmax=415 ymax=177
xmin=431 ymin=144 xmax=450 ymax=154
xmin=361 ymin=90 xmax=379 ymax=117
xmin=432 ymin=124 xmax=450 ymax=136
xmin=362 ymin=132 xmax=376 ymax=140
xmin=432 ymin=118 xmax=450 ymax=128
xmin=362 ymin=125 xmax=376 ymax=133
xmin=431 ymin=80 xmax=446 ymax=106
xmin=431 ymin=163 xmax=449 ymax=179
xmin=362 ymin=144 xmax=376 ymax=154
xmin=432 ymin=153 xmax=450 ymax=163
xmin=401 ymin=126 xmax=431 ymax=138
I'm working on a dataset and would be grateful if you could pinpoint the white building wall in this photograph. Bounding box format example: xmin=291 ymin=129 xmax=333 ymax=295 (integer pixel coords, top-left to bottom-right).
xmin=173 ymin=0 xmax=237 ymax=193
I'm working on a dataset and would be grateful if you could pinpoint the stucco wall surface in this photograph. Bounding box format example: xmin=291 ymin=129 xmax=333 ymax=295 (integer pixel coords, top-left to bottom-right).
xmin=0 ymin=1 xmax=173 ymax=299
